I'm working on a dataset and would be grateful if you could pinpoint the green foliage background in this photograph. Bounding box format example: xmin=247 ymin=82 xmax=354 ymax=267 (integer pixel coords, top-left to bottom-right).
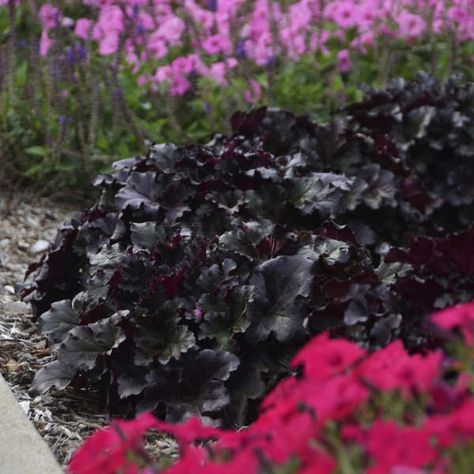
xmin=0 ymin=2 xmax=473 ymax=196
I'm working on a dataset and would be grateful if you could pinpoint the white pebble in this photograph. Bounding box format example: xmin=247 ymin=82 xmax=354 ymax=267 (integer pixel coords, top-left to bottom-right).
xmin=30 ymin=240 xmax=50 ymax=255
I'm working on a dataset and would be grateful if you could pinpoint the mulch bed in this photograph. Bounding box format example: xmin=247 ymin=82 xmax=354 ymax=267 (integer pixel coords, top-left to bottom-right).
xmin=0 ymin=193 xmax=107 ymax=465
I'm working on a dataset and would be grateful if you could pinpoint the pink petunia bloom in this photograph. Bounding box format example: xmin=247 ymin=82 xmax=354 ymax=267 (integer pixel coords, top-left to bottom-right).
xmin=287 ymin=444 xmax=336 ymax=474
xmin=431 ymin=302 xmax=474 ymax=345
xmin=341 ymin=423 xmax=366 ymax=444
xmin=291 ymin=332 xmax=366 ymax=381
xmin=68 ymin=412 xmax=157 ymax=474
xmin=425 ymin=399 xmax=474 ymax=449
xmin=365 ymin=421 xmax=437 ymax=474
xmin=429 ymin=382 xmax=468 ymax=418
xmin=307 ymin=374 xmax=369 ymax=422
xmin=390 ymin=467 xmax=427 ymax=474
xmin=357 ymin=340 xmax=442 ymax=396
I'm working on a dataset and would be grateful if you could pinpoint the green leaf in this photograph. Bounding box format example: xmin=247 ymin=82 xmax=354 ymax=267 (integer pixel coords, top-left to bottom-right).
xmin=24 ymin=146 xmax=47 ymax=157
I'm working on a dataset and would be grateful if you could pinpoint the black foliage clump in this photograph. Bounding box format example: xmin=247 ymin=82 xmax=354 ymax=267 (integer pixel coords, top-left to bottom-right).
xmin=22 ymin=74 xmax=474 ymax=426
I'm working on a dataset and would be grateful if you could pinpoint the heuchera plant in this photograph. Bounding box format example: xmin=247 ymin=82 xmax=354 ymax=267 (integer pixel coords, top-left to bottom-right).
xmin=22 ymin=75 xmax=474 ymax=425
xmin=68 ymin=302 xmax=474 ymax=474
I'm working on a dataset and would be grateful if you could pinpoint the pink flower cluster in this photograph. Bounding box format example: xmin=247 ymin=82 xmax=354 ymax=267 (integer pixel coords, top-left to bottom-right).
xmin=25 ymin=0 xmax=474 ymax=98
xmin=69 ymin=302 xmax=474 ymax=474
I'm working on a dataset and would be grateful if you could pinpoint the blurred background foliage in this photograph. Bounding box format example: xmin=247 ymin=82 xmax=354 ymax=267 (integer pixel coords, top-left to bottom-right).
xmin=0 ymin=0 xmax=473 ymax=197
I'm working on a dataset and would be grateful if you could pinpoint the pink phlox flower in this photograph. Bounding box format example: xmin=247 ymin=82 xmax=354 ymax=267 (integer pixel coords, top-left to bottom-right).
xmin=332 ymin=1 xmax=361 ymax=29
xmin=172 ymin=56 xmax=196 ymax=75
xmin=288 ymin=0 xmax=312 ymax=31
xmin=74 ymin=18 xmax=92 ymax=40
xmin=207 ymin=61 xmax=228 ymax=86
xmin=99 ymin=33 xmax=120 ymax=56
xmin=351 ymin=31 xmax=375 ymax=52
xmin=337 ymin=48 xmax=353 ymax=73
xmin=169 ymin=74 xmax=192 ymax=96
xmin=184 ymin=0 xmax=215 ymax=31
xmin=137 ymin=74 xmax=151 ymax=87
xmin=309 ymin=30 xmax=330 ymax=54
xmin=225 ymin=57 xmax=238 ymax=69
xmin=202 ymin=34 xmax=224 ymax=55
xmin=156 ymin=15 xmax=185 ymax=45
xmin=39 ymin=29 xmax=53 ymax=56
xmin=97 ymin=5 xmax=124 ymax=35
xmin=154 ymin=65 xmax=172 ymax=83
xmin=39 ymin=3 xmax=61 ymax=29
xmin=244 ymin=79 xmax=262 ymax=104
xmin=147 ymin=31 xmax=168 ymax=59
xmin=397 ymin=11 xmax=426 ymax=39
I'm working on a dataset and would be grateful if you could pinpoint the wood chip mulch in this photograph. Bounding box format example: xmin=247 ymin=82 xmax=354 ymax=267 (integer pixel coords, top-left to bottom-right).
xmin=0 ymin=193 xmax=108 ymax=466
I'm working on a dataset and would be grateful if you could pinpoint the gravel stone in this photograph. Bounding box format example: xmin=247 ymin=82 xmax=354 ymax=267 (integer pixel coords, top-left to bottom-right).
xmin=17 ymin=241 xmax=29 ymax=251
xmin=4 ymin=301 xmax=30 ymax=314
xmin=30 ymin=240 xmax=50 ymax=255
